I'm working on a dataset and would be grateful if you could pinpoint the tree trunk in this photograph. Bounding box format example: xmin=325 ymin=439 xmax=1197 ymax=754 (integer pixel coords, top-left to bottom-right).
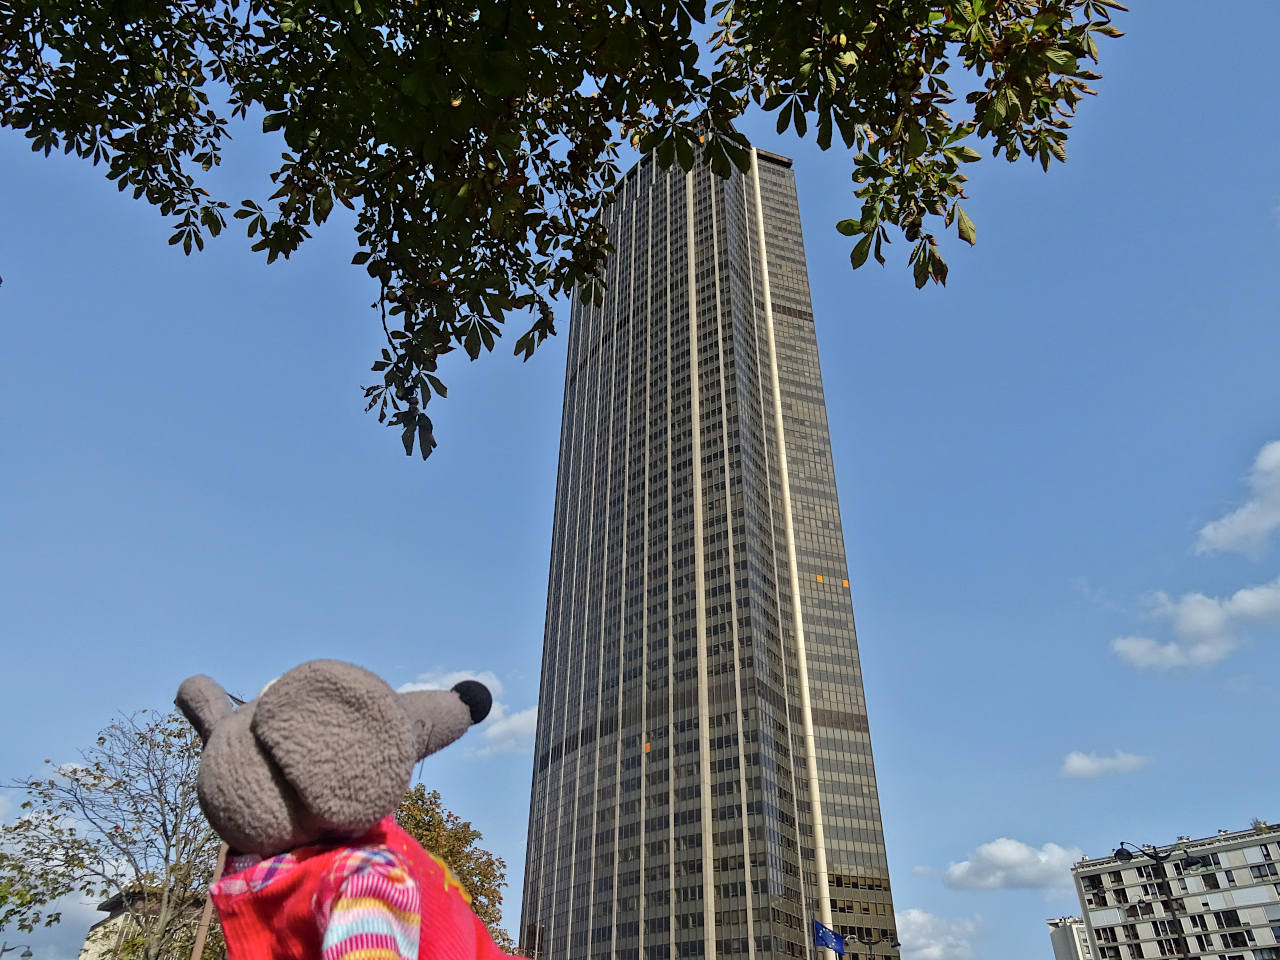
xmin=188 ymin=843 xmax=227 ymax=960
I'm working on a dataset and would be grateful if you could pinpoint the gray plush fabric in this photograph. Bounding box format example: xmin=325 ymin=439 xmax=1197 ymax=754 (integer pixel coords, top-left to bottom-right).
xmin=175 ymin=660 xmax=490 ymax=857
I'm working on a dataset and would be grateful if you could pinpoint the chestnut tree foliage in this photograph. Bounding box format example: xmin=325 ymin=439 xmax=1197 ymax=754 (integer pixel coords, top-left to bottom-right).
xmin=0 ymin=0 xmax=1124 ymax=456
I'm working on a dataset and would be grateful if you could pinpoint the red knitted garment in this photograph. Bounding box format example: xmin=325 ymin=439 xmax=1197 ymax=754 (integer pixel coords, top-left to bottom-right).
xmin=211 ymin=818 xmax=510 ymax=960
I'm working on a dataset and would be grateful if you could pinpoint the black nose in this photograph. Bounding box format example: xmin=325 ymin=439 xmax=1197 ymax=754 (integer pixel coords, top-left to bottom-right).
xmin=452 ymin=680 xmax=492 ymax=724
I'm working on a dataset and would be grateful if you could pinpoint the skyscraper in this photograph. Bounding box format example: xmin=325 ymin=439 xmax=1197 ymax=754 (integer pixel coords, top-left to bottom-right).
xmin=520 ymin=143 xmax=896 ymax=960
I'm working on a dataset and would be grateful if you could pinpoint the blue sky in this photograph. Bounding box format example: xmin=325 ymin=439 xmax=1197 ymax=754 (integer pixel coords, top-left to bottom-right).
xmin=2 ymin=4 xmax=1277 ymax=959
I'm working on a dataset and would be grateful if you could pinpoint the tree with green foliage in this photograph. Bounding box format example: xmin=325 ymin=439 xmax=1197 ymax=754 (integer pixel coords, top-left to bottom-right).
xmin=0 ymin=714 xmax=514 ymax=957
xmin=395 ymin=783 xmax=515 ymax=952
xmin=0 ymin=711 xmax=222 ymax=960
xmin=1 ymin=0 xmax=1125 ymax=457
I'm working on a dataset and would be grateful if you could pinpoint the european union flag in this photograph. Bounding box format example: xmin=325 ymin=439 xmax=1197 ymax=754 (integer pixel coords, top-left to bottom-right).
xmin=813 ymin=921 xmax=845 ymax=956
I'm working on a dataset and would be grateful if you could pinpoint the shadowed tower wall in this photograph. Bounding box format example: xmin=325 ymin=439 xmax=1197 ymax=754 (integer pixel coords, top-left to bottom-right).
xmin=520 ymin=146 xmax=895 ymax=960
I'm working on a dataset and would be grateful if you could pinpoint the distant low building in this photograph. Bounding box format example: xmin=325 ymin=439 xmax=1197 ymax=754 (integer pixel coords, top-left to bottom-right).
xmin=1048 ymin=916 xmax=1093 ymax=960
xmin=77 ymin=890 xmax=205 ymax=960
xmin=79 ymin=891 xmax=140 ymax=960
xmin=1072 ymin=821 xmax=1280 ymax=960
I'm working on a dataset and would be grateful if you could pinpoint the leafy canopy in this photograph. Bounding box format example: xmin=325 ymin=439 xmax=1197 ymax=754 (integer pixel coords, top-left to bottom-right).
xmin=0 ymin=711 xmax=223 ymax=960
xmin=1 ymin=0 xmax=1124 ymax=457
xmin=0 ymin=713 xmax=514 ymax=957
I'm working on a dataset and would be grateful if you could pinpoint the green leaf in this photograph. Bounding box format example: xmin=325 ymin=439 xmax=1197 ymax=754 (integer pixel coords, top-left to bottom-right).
xmin=262 ymin=113 xmax=287 ymax=133
xmin=907 ymin=124 xmax=925 ymax=159
xmin=657 ymin=138 xmax=675 ymax=169
xmin=930 ymin=253 xmax=949 ymax=286
xmin=836 ymin=219 xmax=860 ymax=237
xmin=1044 ymin=48 xmax=1077 ymax=71
xmin=849 ymin=233 xmax=872 ymax=269
xmin=955 ymin=204 xmax=976 ymax=245
xmin=314 ymin=189 xmax=333 ymax=223
xmin=416 ymin=413 xmax=435 ymax=460
xmin=675 ymin=134 xmax=694 ymax=171
xmin=913 ymin=247 xmax=930 ymax=288
xmin=990 ymin=88 xmax=1009 ymax=122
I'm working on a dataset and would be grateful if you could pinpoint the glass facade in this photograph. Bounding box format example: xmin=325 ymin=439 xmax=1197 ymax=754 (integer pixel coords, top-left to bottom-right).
xmin=520 ymin=145 xmax=895 ymax=960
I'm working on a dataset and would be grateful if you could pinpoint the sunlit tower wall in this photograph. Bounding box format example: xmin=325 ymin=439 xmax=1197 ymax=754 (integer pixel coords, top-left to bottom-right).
xmin=520 ymin=143 xmax=896 ymax=960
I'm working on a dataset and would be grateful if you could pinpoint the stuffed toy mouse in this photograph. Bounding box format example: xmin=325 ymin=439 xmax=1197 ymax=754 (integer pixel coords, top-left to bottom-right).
xmin=176 ymin=659 xmax=511 ymax=960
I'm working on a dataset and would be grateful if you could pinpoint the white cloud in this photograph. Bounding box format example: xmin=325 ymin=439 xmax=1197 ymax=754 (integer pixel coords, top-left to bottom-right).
xmin=895 ymin=909 xmax=979 ymax=960
xmin=911 ymin=865 xmax=936 ymax=877
xmin=943 ymin=838 xmax=1082 ymax=891
xmin=1112 ymin=576 xmax=1280 ymax=670
xmin=399 ymin=668 xmax=506 ymax=700
xmin=399 ymin=669 xmax=536 ymax=756
xmin=1196 ymin=440 xmax=1280 ymax=558
xmin=1060 ymin=750 xmax=1150 ymax=778
xmin=474 ymin=704 xmax=538 ymax=757
xmin=1111 ymin=635 xmax=1227 ymax=669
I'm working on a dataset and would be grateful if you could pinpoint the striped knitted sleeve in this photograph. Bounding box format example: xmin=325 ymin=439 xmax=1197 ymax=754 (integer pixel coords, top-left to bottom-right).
xmin=320 ymin=848 xmax=421 ymax=960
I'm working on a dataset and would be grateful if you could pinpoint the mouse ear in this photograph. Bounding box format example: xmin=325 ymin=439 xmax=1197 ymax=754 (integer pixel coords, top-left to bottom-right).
xmin=250 ymin=660 xmax=415 ymax=836
xmin=175 ymin=675 xmax=233 ymax=745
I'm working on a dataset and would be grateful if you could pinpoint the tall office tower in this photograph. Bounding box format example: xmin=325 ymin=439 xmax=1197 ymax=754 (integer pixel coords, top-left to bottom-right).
xmin=520 ymin=144 xmax=895 ymax=960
